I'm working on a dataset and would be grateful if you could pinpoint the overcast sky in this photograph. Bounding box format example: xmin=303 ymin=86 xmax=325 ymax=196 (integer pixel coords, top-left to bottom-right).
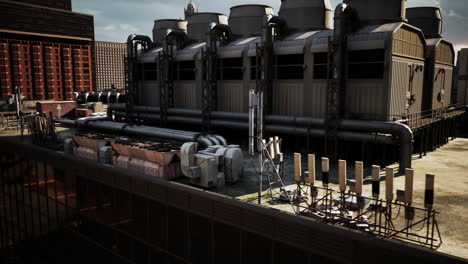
xmin=73 ymin=0 xmax=468 ymax=51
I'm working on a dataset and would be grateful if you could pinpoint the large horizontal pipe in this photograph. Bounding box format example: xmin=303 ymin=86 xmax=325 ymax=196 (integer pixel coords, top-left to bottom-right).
xmin=109 ymin=105 xmax=413 ymax=170
xmin=59 ymin=118 xmax=227 ymax=147
xmin=110 ymin=105 xmax=325 ymax=126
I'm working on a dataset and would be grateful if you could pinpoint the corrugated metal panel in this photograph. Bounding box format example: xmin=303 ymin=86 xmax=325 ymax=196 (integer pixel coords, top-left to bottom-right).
xmin=272 ymin=81 xmax=304 ymax=116
xmin=303 ymin=80 xmax=327 ymax=117
xmin=346 ymin=80 xmax=387 ymax=121
xmin=217 ymin=81 xmax=245 ymax=112
xmin=409 ymin=63 xmax=425 ymax=116
xmin=389 ymin=60 xmax=410 ymax=119
xmin=431 ymin=66 xmax=453 ymax=110
xmin=140 ymin=81 xmax=159 ymax=106
xmin=174 ymin=82 xmax=197 ymax=109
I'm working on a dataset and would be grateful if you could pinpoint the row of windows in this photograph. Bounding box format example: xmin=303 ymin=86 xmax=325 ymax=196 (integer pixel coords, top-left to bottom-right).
xmin=136 ymin=50 xmax=386 ymax=81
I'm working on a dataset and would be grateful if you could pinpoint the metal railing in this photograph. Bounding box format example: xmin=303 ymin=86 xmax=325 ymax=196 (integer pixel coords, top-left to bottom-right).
xmin=0 ymin=138 xmax=466 ymax=263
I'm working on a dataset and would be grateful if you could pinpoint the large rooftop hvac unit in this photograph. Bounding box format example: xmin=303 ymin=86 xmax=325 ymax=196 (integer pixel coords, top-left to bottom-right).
xmin=406 ymin=7 xmax=455 ymax=112
xmin=152 ymin=19 xmax=188 ymax=46
xmin=187 ymin=12 xmax=228 ymax=42
xmin=278 ymin=0 xmax=333 ymax=32
xmin=229 ymin=5 xmax=274 ymax=37
xmin=406 ymin=7 xmax=442 ymax=39
xmin=343 ymin=0 xmax=407 ymax=25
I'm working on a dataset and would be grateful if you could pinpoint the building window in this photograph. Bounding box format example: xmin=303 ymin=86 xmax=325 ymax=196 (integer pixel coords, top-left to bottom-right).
xmin=313 ymin=53 xmax=328 ymax=80
xmin=221 ymin=58 xmax=243 ymax=80
xmin=143 ymin=63 xmax=158 ymax=81
xmin=348 ymin=49 xmax=385 ymax=79
xmin=176 ymin=61 xmax=195 ymax=81
xmin=275 ymin=54 xmax=304 ymax=80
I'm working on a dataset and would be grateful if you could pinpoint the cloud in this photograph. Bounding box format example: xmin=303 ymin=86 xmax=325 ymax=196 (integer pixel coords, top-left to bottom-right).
xmin=73 ymin=0 xmax=468 ymax=47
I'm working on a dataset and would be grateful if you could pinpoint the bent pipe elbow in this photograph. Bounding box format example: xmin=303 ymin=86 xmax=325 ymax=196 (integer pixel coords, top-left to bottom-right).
xmin=197 ymin=136 xmax=213 ymax=148
xmin=211 ymin=24 xmax=232 ymax=42
xmin=268 ymin=16 xmax=288 ymax=39
xmin=214 ymin=135 xmax=227 ymax=146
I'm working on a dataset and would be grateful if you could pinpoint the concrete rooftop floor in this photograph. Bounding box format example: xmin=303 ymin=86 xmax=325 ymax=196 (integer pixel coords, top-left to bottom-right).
xmin=224 ymin=138 xmax=468 ymax=259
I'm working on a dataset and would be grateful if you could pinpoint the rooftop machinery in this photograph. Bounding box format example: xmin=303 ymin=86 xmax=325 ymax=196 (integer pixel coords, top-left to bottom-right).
xmin=407 ymin=7 xmax=455 ymax=114
xmin=118 ymin=0 xmax=465 ymax=171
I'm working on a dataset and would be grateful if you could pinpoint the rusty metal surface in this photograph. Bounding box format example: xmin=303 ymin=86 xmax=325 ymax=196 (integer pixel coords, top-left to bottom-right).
xmin=0 ymin=138 xmax=467 ymax=263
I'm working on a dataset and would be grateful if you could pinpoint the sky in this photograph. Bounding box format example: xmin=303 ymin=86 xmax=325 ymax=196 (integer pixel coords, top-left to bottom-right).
xmin=73 ymin=0 xmax=468 ymax=52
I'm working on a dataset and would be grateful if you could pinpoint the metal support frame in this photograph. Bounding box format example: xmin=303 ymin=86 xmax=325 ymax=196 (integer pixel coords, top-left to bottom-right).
xmin=201 ymin=43 xmax=218 ymax=132
xmin=293 ymin=181 xmax=442 ymax=250
xmin=325 ymin=36 xmax=347 ymax=160
xmin=158 ymin=45 xmax=175 ymax=128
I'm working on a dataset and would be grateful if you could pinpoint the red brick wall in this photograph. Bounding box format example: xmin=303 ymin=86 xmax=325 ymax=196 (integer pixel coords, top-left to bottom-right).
xmin=36 ymin=101 xmax=76 ymax=118
xmin=0 ymin=37 xmax=93 ymax=100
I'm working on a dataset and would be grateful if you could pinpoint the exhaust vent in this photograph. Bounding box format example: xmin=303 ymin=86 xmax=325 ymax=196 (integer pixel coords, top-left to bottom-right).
xmin=279 ymin=0 xmax=333 ymax=32
xmin=187 ymin=12 xmax=228 ymax=42
xmin=343 ymin=0 xmax=407 ymax=25
xmin=153 ymin=19 xmax=188 ymax=46
xmin=406 ymin=7 xmax=442 ymax=39
xmin=229 ymin=5 xmax=274 ymax=37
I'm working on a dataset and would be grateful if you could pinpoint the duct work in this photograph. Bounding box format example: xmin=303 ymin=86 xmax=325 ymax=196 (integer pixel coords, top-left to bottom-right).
xmin=126 ymin=35 xmax=153 ymax=106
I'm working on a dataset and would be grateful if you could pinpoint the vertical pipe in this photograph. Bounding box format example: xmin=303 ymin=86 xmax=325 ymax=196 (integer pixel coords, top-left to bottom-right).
xmin=355 ymin=161 xmax=363 ymax=195
xmin=338 ymin=160 xmax=347 ymax=192
xmin=248 ymin=90 xmax=255 ymax=156
xmin=385 ymin=167 xmax=394 ymax=202
xmin=257 ymin=94 xmax=264 ymax=205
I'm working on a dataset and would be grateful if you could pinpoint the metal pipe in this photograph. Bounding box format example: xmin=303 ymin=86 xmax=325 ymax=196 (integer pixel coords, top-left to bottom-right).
xmin=340 ymin=120 xmax=413 ymax=170
xmin=109 ymin=105 xmax=413 ymax=169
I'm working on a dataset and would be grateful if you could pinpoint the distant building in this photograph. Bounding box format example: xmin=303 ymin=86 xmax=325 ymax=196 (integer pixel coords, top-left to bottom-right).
xmin=184 ymin=0 xmax=198 ymax=20
xmin=0 ymin=0 xmax=94 ymax=101
xmin=456 ymin=49 xmax=468 ymax=105
xmin=95 ymin=41 xmax=127 ymax=92
xmin=7 ymin=0 xmax=72 ymax=11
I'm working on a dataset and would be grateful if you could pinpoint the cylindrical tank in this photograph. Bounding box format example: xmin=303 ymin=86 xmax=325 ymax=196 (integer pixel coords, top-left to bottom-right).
xmin=279 ymin=0 xmax=333 ymax=32
xmin=153 ymin=19 xmax=188 ymax=46
xmin=406 ymin=7 xmax=442 ymax=38
xmin=187 ymin=13 xmax=228 ymax=42
xmin=229 ymin=5 xmax=274 ymax=37
xmin=343 ymin=0 xmax=407 ymax=25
